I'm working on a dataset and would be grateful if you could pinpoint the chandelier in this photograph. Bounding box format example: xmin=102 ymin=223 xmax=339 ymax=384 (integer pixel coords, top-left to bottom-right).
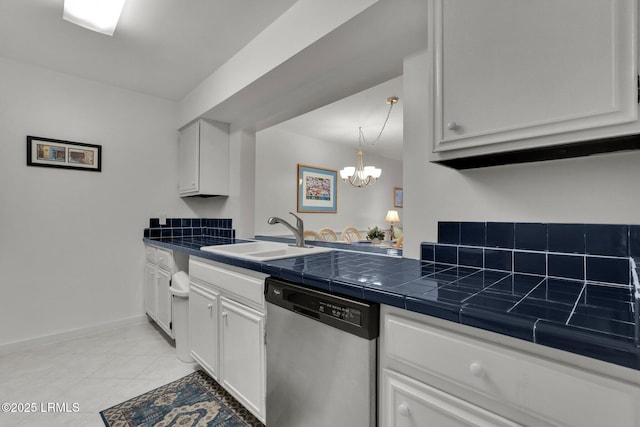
xmin=339 ymin=96 xmax=398 ymax=187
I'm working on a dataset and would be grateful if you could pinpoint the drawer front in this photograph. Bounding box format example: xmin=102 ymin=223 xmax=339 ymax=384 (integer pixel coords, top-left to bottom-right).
xmin=145 ymin=245 xmax=156 ymax=263
xmin=190 ymin=259 xmax=266 ymax=308
xmin=156 ymin=248 xmax=173 ymax=271
xmin=382 ymin=369 xmax=521 ymax=427
xmin=384 ymin=313 xmax=639 ymax=427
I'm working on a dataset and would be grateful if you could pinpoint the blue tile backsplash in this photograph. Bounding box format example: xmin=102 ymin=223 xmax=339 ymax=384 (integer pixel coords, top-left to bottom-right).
xmin=428 ymin=221 xmax=633 ymax=285
xmin=434 ymin=245 xmax=457 ymax=264
xmin=514 ymin=251 xmax=546 ymax=276
xmin=548 ymin=223 xmax=586 ymax=254
xmin=585 ymin=224 xmax=629 ymax=257
xmin=438 ymin=221 xmax=460 ymax=245
xmin=484 ymin=248 xmax=511 ymax=271
xmin=548 ymin=254 xmax=584 ymax=281
xmin=460 ymin=222 xmax=486 ymax=246
xmin=143 ymin=217 xmax=235 ymax=240
xmin=486 ymin=222 xmax=514 ymax=249
xmin=514 ymin=223 xmax=547 ymax=251
xmin=419 ymin=221 xmax=639 ymax=368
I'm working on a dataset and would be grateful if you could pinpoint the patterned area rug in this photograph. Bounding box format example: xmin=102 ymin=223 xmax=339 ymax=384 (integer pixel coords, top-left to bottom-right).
xmin=100 ymin=370 xmax=264 ymax=427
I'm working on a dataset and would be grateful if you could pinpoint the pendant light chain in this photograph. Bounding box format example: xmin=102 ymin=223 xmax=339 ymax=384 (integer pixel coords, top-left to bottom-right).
xmin=361 ymin=96 xmax=398 ymax=146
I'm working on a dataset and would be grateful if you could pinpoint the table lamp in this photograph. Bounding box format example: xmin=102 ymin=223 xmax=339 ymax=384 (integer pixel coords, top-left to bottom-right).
xmin=385 ymin=210 xmax=400 ymax=241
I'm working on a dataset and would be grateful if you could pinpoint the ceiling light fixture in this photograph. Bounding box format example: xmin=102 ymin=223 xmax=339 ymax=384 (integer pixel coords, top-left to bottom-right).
xmin=63 ymin=0 xmax=126 ymax=36
xmin=339 ymin=96 xmax=399 ymax=188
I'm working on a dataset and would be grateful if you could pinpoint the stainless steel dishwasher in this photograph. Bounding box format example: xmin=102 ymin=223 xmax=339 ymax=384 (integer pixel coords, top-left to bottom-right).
xmin=265 ymin=277 xmax=379 ymax=427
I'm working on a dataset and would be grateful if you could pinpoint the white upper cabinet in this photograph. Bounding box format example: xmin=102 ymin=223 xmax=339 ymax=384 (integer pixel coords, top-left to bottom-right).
xmin=178 ymin=119 xmax=229 ymax=197
xmin=430 ymin=0 xmax=637 ymax=161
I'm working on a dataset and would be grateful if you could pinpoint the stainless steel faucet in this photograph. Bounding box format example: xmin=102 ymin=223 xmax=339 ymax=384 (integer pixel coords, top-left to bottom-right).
xmin=267 ymin=212 xmax=307 ymax=248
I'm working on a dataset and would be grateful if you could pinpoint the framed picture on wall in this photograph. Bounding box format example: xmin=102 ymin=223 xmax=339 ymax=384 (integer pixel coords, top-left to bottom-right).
xmin=26 ymin=135 xmax=102 ymax=172
xmin=297 ymin=164 xmax=337 ymax=213
xmin=394 ymin=187 xmax=403 ymax=208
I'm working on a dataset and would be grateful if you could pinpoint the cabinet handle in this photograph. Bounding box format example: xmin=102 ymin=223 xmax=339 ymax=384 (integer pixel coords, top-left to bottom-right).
xmin=447 ymin=121 xmax=458 ymax=131
xmin=469 ymin=362 xmax=484 ymax=377
xmin=397 ymin=402 xmax=410 ymax=417
xmin=207 ymin=304 xmax=213 ymax=310
xmin=222 ymin=311 xmax=228 ymax=319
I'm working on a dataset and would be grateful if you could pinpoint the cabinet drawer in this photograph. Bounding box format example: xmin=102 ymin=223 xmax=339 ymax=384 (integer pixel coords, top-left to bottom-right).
xmin=145 ymin=245 xmax=156 ymax=263
xmin=384 ymin=313 xmax=638 ymax=427
xmin=190 ymin=258 xmax=266 ymax=307
xmin=156 ymin=248 xmax=173 ymax=271
xmin=382 ymin=369 xmax=521 ymax=427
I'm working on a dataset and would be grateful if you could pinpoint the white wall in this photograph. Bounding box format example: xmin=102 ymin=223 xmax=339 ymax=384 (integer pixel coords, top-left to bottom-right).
xmin=0 ymin=57 xmax=199 ymax=349
xmin=402 ymin=49 xmax=640 ymax=259
xmin=254 ymin=126 xmax=402 ymax=237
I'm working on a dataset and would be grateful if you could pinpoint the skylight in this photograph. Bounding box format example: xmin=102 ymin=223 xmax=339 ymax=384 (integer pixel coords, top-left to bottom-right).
xmin=63 ymin=0 xmax=126 ymax=36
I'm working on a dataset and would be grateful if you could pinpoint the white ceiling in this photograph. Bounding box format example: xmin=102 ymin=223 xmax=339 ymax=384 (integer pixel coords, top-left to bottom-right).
xmin=0 ymin=0 xmax=297 ymax=101
xmin=272 ymin=76 xmax=404 ymax=160
xmin=0 ymin=0 xmax=410 ymax=159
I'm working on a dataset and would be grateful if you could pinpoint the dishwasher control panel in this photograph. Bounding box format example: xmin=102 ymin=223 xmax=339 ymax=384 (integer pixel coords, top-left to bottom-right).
xmin=318 ymin=301 xmax=361 ymax=326
xmin=265 ymin=277 xmax=379 ymax=340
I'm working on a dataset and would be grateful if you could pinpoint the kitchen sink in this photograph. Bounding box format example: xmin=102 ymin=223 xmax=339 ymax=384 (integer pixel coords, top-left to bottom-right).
xmin=200 ymin=240 xmax=332 ymax=261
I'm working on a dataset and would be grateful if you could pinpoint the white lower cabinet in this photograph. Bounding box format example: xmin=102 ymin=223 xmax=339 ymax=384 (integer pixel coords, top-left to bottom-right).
xmin=189 ymin=282 xmax=219 ymax=379
xmin=380 ymin=305 xmax=640 ymax=427
xmin=143 ymin=262 xmax=157 ymax=320
xmin=156 ymin=268 xmax=172 ymax=334
xmin=220 ymin=297 xmax=266 ymax=419
xmin=382 ymin=369 xmax=520 ymax=427
xmin=188 ymin=257 xmax=267 ymax=423
xmin=143 ymin=245 xmax=188 ymax=338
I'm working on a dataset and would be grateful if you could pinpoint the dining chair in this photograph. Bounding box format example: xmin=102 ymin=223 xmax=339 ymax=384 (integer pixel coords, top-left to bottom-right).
xmin=303 ymin=230 xmax=325 ymax=241
xmin=341 ymin=227 xmax=362 ymax=242
xmin=319 ymin=228 xmax=338 ymax=241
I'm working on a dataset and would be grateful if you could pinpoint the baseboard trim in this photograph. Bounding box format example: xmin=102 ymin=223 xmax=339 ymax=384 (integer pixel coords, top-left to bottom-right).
xmin=0 ymin=315 xmax=149 ymax=356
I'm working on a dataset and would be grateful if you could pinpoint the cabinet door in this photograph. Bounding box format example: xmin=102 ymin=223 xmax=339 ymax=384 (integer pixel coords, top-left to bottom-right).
xmin=156 ymin=268 xmax=173 ymax=337
xmin=178 ymin=120 xmax=200 ymax=195
xmin=383 ymin=308 xmax=640 ymax=427
xmin=382 ymin=370 xmax=521 ymax=427
xmin=432 ymin=0 xmax=636 ymax=156
xmin=143 ymin=262 xmax=157 ymax=320
xmin=189 ymin=283 xmax=219 ymax=379
xmin=220 ymin=297 xmax=265 ymax=422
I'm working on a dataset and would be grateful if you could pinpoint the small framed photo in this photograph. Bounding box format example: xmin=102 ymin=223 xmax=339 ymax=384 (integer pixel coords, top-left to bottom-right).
xmin=394 ymin=187 xmax=403 ymax=208
xmin=27 ymin=136 xmax=102 ymax=172
xmin=297 ymin=164 xmax=337 ymax=213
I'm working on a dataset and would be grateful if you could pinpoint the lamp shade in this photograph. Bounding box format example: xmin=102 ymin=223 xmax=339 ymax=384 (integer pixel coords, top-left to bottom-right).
xmin=385 ymin=210 xmax=400 ymax=223
xmin=339 ymin=167 xmax=355 ymax=179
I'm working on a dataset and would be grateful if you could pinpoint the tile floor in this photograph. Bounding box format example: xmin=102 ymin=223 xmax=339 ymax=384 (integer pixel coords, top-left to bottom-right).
xmin=0 ymin=320 xmax=198 ymax=426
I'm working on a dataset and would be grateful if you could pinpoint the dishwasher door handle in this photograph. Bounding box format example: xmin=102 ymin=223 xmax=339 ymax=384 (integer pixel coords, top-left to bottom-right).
xmin=293 ymin=305 xmax=320 ymax=320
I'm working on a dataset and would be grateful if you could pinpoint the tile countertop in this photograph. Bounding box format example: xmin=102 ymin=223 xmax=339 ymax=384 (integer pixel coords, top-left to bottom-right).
xmin=143 ymin=235 xmax=640 ymax=371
